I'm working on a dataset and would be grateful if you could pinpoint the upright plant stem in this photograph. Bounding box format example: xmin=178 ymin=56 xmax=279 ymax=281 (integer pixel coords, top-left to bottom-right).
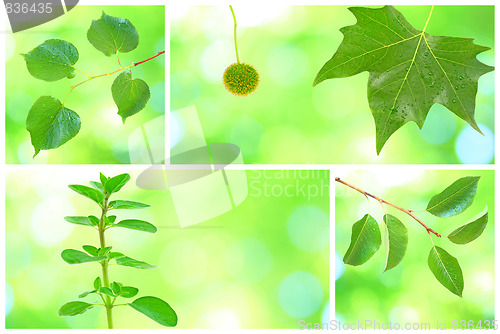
xmin=335 ymin=177 xmax=442 ymax=237
xmin=229 ymin=5 xmax=240 ymax=63
xmin=99 ymin=195 xmax=113 ymax=329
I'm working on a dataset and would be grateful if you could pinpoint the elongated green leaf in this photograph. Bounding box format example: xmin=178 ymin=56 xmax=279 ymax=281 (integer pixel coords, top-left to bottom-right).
xmin=68 ymin=185 xmax=104 ymax=204
xmin=98 ymin=246 xmax=112 ymax=256
xmin=344 ymin=214 xmax=381 ymax=266
xmin=109 ymin=200 xmax=150 ymax=210
xmin=119 ymin=286 xmax=139 ymax=298
xmin=100 ymin=173 xmax=108 ymax=187
xmin=64 ymin=216 xmax=93 ymax=227
xmin=59 ymin=301 xmax=94 ymax=316
xmin=82 ymin=245 xmax=98 ymax=256
xmin=448 ymin=209 xmax=488 ymax=244
xmin=108 ymin=252 xmax=124 ymax=260
xmin=428 ymin=246 xmax=464 ymax=297
xmin=93 ymin=277 xmax=102 ymax=290
xmin=87 ymin=12 xmax=139 ymax=56
xmin=111 ymin=282 xmax=122 ymax=295
xmin=22 ymin=39 xmax=79 ymax=81
xmin=426 ymin=177 xmax=480 ymax=217
xmin=115 ymin=256 xmax=157 ymax=269
xmin=79 ymin=290 xmax=97 ymax=298
xmin=104 ymin=173 xmax=131 ymax=194
xmin=26 ymin=96 xmax=81 ymax=157
xmin=90 ymin=181 xmax=104 ymax=193
xmin=114 ymin=219 xmax=157 ymax=233
xmin=61 ymin=249 xmax=106 ymax=264
xmin=112 ymin=72 xmax=150 ymax=123
xmin=383 ymin=214 xmax=408 ymax=271
xmin=128 ymin=296 xmax=178 ymax=327
xmin=99 ymin=287 xmax=115 ymax=297
xmin=88 ymin=215 xmax=100 ymax=226
xmin=314 ymin=6 xmax=493 ymax=154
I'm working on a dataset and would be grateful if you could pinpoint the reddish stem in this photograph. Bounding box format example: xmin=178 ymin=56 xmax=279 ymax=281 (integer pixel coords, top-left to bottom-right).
xmin=134 ymin=51 xmax=165 ymax=66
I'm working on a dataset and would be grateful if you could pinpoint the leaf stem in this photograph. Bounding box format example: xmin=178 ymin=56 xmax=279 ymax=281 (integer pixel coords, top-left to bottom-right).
xmin=98 ymin=193 xmax=113 ymax=329
xmin=335 ymin=177 xmax=442 ymax=237
xmin=229 ymin=5 xmax=240 ymax=63
xmin=62 ymin=50 xmax=165 ymax=106
xmin=73 ymin=67 xmax=91 ymax=78
xmin=422 ymin=5 xmax=434 ymax=33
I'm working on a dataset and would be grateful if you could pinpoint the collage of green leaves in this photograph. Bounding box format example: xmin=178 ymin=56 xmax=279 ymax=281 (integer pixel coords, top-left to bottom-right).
xmin=2 ymin=1 xmax=496 ymax=332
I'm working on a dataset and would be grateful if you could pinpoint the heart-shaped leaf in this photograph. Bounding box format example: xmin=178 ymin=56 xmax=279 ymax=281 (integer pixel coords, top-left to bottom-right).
xmin=59 ymin=301 xmax=94 ymax=316
xmin=109 ymin=200 xmax=150 ymax=210
xmin=128 ymin=296 xmax=178 ymax=327
xmin=426 ymin=176 xmax=480 ymax=217
xmin=115 ymin=256 xmax=157 ymax=269
xmin=26 ymin=96 xmax=81 ymax=157
xmin=61 ymin=249 xmax=107 ymax=264
xmin=87 ymin=12 xmax=139 ymax=56
xmin=344 ymin=214 xmax=381 ymax=266
xmin=314 ymin=6 xmax=493 ymax=154
xmin=448 ymin=208 xmax=488 ymax=244
xmin=22 ymin=39 xmax=79 ymax=81
xmin=114 ymin=219 xmax=157 ymax=233
xmin=428 ymin=246 xmax=463 ymax=297
xmin=104 ymin=173 xmax=131 ymax=194
xmin=383 ymin=214 xmax=408 ymax=271
xmin=112 ymin=72 xmax=150 ymax=123
xmin=68 ymin=185 xmax=104 ymax=204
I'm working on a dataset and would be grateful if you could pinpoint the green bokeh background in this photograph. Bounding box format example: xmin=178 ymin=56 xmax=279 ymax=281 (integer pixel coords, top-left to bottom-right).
xmin=5 ymin=167 xmax=329 ymax=328
xmin=5 ymin=6 xmax=165 ymax=164
xmin=171 ymin=5 xmax=494 ymax=164
xmin=335 ymin=170 xmax=494 ymax=329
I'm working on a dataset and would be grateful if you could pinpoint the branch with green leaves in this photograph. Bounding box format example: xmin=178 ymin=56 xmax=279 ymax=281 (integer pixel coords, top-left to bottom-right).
xmin=59 ymin=173 xmax=177 ymax=329
xmin=314 ymin=5 xmax=494 ymax=154
xmin=22 ymin=12 xmax=164 ymax=157
xmin=336 ymin=176 xmax=488 ymax=297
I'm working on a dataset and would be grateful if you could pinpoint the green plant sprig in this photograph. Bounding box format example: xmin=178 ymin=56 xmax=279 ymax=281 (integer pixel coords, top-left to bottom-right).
xmin=59 ymin=173 xmax=178 ymax=329
xmin=336 ymin=176 xmax=488 ymax=297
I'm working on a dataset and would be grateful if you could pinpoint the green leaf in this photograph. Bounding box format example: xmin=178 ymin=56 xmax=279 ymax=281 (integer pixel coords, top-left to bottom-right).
xmin=115 ymin=256 xmax=157 ymax=269
xmin=99 ymin=287 xmax=116 ymax=297
xmin=114 ymin=219 xmax=157 ymax=233
xmin=22 ymin=39 xmax=79 ymax=81
xmin=88 ymin=215 xmax=100 ymax=226
xmin=107 ymin=215 xmax=117 ymax=224
xmin=100 ymin=173 xmax=108 ymax=187
xmin=64 ymin=216 xmax=93 ymax=227
xmin=383 ymin=214 xmax=408 ymax=271
xmin=111 ymin=282 xmax=121 ymax=295
xmin=61 ymin=249 xmax=106 ymax=264
xmin=93 ymin=277 xmax=102 ymax=290
xmin=98 ymin=246 xmax=112 ymax=257
xmin=448 ymin=208 xmax=488 ymax=244
xmin=426 ymin=176 xmax=480 ymax=217
xmin=82 ymin=245 xmax=98 ymax=256
xmin=26 ymin=96 xmax=81 ymax=157
xmin=343 ymin=214 xmax=381 ymax=266
xmin=119 ymin=286 xmax=139 ymax=298
xmin=128 ymin=296 xmax=178 ymax=327
xmin=104 ymin=173 xmax=131 ymax=194
xmin=112 ymin=72 xmax=151 ymax=123
xmin=428 ymin=246 xmax=464 ymax=297
xmin=79 ymin=290 xmax=97 ymax=298
xmin=59 ymin=301 xmax=94 ymax=316
xmin=314 ymin=6 xmax=494 ymax=154
xmin=87 ymin=12 xmax=139 ymax=56
xmin=90 ymin=181 xmax=104 ymax=193
xmin=68 ymin=185 xmax=104 ymax=204
xmin=109 ymin=200 xmax=150 ymax=210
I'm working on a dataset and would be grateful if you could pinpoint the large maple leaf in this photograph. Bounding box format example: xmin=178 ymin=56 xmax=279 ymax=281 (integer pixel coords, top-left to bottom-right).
xmin=314 ymin=5 xmax=494 ymax=154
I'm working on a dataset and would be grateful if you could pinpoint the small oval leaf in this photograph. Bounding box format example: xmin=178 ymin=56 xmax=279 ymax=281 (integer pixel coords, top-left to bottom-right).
xmin=128 ymin=296 xmax=177 ymax=327
xmin=68 ymin=185 xmax=104 ymax=204
xmin=104 ymin=173 xmax=131 ymax=194
xmin=112 ymin=72 xmax=150 ymax=123
xmin=114 ymin=219 xmax=157 ymax=233
xmin=109 ymin=200 xmax=150 ymax=210
xmin=99 ymin=287 xmax=115 ymax=297
xmin=428 ymin=246 xmax=464 ymax=297
xmin=426 ymin=177 xmax=480 ymax=217
xmin=26 ymin=96 xmax=81 ymax=157
xmin=87 ymin=12 xmax=139 ymax=56
xmin=119 ymin=286 xmax=139 ymax=298
xmin=64 ymin=216 xmax=93 ymax=227
xmin=383 ymin=214 xmax=408 ymax=271
xmin=61 ymin=249 xmax=106 ymax=264
xmin=93 ymin=277 xmax=102 ymax=290
xmin=82 ymin=245 xmax=98 ymax=256
xmin=22 ymin=39 xmax=78 ymax=81
xmin=448 ymin=209 xmax=488 ymax=244
xmin=343 ymin=214 xmax=381 ymax=266
xmin=58 ymin=301 xmax=94 ymax=316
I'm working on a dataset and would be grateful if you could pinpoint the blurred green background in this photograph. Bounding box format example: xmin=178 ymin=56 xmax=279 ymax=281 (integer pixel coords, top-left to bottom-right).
xmin=5 ymin=6 xmax=165 ymax=164
xmin=335 ymin=170 xmax=494 ymax=328
xmin=5 ymin=167 xmax=329 ymax=328
xmin=171 ymin=5 xmax=494 ymax=164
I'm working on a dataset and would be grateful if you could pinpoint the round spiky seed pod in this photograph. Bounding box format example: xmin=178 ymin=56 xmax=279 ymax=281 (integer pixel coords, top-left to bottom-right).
xmin=223 ymin=62 xmax=259 ymax=96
